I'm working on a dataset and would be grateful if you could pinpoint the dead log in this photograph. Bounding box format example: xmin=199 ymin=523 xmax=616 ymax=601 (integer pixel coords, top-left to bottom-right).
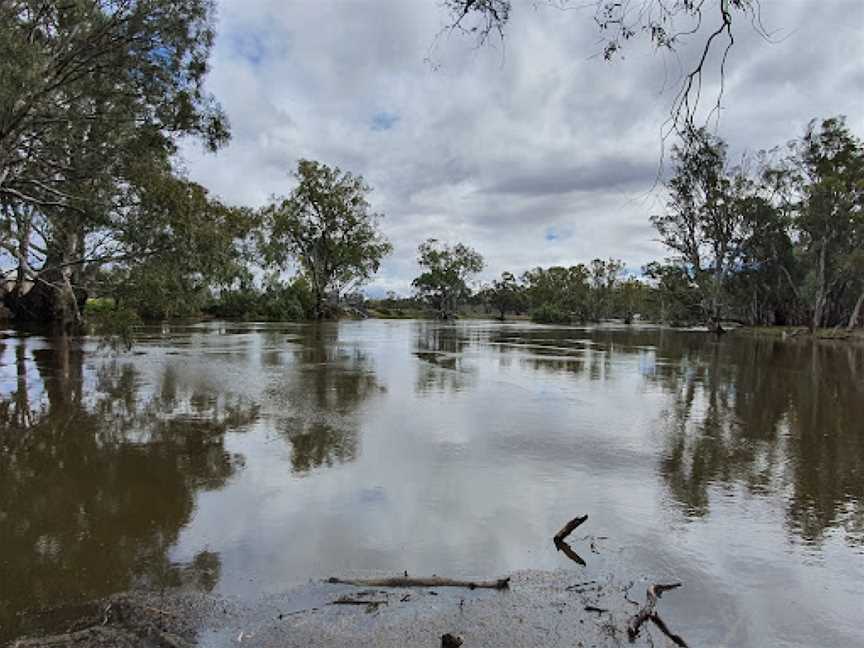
xmin=627 ymin=583 xmax=687 ymax=647
xmin=327 ymin=576 xmax=510 ymax=590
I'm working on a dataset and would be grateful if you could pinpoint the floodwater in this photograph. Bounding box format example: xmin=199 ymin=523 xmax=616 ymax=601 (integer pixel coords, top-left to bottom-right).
xmin=1 ymin=320 xmax=862 ymax=646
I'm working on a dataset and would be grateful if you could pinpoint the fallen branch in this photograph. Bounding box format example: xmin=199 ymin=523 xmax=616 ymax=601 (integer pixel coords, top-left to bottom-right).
xmin=627 ymin=583 xmax=688 ymax=647
xmin=327 ymin=575 xmax=510 ymax=590
xmin=553 ymin=514 xmax=588 ymax=566
xmin=554 ymin=515 xmax=588 ymax=546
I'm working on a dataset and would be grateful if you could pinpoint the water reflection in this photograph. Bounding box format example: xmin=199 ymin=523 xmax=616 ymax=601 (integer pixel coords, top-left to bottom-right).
xmin=651 ymin=336 xmax=864 ymax=545
xmin=0 ymin=334 xmax=257 ymax=640
xmin=483 ymin=326 xmax=864 ymax=546
xmin=270 ymin=326 xmax=383 ymax=474
xmin=1 ymin=321 xmax=862 ymax=647
xmin=414 ymin=323 xmax=476 ymax=394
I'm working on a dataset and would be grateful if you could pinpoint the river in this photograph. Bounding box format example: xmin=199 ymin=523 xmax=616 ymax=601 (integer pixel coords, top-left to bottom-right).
xmin=1 ymin=320 xmax=862 ymax=645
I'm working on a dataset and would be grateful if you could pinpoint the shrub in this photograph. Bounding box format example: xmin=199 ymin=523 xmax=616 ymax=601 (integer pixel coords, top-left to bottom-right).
xmin=530 ymin=303 xmax=571 ymax=324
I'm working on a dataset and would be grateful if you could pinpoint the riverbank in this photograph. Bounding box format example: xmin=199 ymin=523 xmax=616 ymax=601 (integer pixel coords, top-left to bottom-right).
xmin=732 ymin=325 xmax=864 ymax=343
xmin=9 ymin=570 xmax=687 ymax=648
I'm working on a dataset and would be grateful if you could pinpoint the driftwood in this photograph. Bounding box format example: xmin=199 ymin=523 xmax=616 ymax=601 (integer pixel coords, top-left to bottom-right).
xmin=626 ymin=583 xmax=688 ymax=647
xmin=553 ymin=514 xmax=588 ymax=566
xmin=328 ymin=576 xmax=510 ymax=590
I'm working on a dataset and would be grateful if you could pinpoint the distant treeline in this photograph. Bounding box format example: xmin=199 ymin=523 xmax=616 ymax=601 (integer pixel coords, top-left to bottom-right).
xmin=89 ymin=116 xmax=863 ymax=334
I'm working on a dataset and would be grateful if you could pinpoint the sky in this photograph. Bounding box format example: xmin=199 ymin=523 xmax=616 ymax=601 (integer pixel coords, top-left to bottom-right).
xmin=182 ymin=0 xmax=864 ymax=296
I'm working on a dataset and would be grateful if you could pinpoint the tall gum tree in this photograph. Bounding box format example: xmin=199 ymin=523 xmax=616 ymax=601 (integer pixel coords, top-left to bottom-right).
xmin=0 ymin=0 xmax=229 ymax=327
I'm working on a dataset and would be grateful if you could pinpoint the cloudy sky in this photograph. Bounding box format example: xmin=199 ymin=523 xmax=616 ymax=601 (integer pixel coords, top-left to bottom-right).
xmin=182 ymin=0 xmax=864 ymax=295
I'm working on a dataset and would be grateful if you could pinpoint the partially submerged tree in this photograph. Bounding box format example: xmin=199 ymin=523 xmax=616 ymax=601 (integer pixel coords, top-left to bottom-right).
xmin=264 ymin=160 xmax=393 ymax=319
xmin=412 ymin=239 xmax=484 ymax=319
xmin=484 ymin=271 xmax=523 ymax=320
xmin=98 ymin=177 xmax=256 ymax=320
xmin=786 ymin=118 xmax=864 ymax=331
xmin=651 ymin=129 xmax=751 ymax=332
xmin=646 ymin=116 xmax=864 ymax=332
xmin=587 ymin=258 xmax=625 ymax=321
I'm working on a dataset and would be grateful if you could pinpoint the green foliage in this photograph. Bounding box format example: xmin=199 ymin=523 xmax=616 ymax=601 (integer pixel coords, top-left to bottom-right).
xmin=649 ymin=116 xmax=864 ymax=330
xmin=412 ymin=239 xmax=484 ymax=319
xmin=0 ymin=0 xmax=229 ymax=325
xmin=482 ymin=271 xmax=524 ymax=319
xmin=530 ymin=303 xmax=570 ymax=324
xmin=642 ymin=262 xmax=703 ymax=325
xmin=263 ymin=160 xmax=393 ymax=319
xmin=97 ymin=177 xmax=256 ymax=320
xmin=204 ymin=279 xmax=313 ymax=321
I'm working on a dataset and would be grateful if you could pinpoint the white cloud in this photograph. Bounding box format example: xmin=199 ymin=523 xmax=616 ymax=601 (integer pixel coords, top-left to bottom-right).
xmin=182 ymin=0 xmax=864 ymax=294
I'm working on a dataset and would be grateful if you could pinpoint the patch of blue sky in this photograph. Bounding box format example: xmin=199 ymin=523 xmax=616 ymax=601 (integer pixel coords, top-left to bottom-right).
xmin=370 ymin=112 xmax=399 ymax=131
xmin=544 ymin=227 xmax=572 ymax=242
xmin=230 ymin=32 xmax=267 ymax=66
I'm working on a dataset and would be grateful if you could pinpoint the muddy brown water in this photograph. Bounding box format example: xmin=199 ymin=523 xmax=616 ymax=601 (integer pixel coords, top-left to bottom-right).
xmin=1 ymin=320 xmax=862 ymax=646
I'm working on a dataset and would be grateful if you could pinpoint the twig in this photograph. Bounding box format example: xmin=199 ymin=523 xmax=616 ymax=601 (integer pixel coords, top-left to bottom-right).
xmin=627 ymin=583 xmax=688 ymax=647
xmin=330 ymin=596 xmax=388 ymax=607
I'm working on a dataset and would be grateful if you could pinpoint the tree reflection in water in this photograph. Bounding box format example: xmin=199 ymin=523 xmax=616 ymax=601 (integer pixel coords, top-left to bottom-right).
xmin=485 ymin=326 xmax=864 ymax=546
xmin=0 ymin=334 xmax=258 ymax=641
xmin=650 ymin=335 xmax=864 ymax=546
xmin=413 ymin=322 xmax=477 ymax=394
xmin=270 ymin=325 xmax=384 ymax=474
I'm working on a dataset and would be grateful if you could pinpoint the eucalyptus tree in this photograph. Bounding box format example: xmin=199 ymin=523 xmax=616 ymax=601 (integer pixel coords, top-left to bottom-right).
xmin=412 ymin=239 xmax=484 ymax=319
xmin=484 ymin=271 xmax=523 ymax=320
xmin=587 ymin=258 xmax=625 ymax=321
xmin=0 ymin=0 xmax=228 ymax=325
xmin=785 ymin=117 xmax=864 ymax=331
xmin=263 ymin=160 xmax=393 ymax=319
xmin=521 ymin=264 xmax=590 ymax=320
xmin=651 ymin=129 xmax=753 ymax=332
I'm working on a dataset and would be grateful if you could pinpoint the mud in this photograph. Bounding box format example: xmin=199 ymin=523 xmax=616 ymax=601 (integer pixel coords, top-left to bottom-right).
xmin=9 ymin=570 xmax=685 ymax=648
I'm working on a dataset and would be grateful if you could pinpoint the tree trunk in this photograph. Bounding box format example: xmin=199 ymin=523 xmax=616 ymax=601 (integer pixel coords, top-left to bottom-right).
xmin=6 ymin=229 xmax=86 ymax=329
xmin=848 ymin=289 xmax=864 ymax=330
xmin=811 ymin=237 xmax=828 ymax=332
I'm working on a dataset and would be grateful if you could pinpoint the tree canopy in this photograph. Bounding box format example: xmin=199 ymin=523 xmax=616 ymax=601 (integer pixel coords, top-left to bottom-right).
xmin=0 ymin=0 xmax=230 ymax=326
xmin=263 ymin=160 xmax=393 ymax=319
xmin=412 ymin=239 xmax=485 ymax=319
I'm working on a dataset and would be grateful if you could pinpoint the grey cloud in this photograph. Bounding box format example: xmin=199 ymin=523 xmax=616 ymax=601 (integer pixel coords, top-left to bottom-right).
xmin=481 ymin=158 xmax=658 ymax=196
